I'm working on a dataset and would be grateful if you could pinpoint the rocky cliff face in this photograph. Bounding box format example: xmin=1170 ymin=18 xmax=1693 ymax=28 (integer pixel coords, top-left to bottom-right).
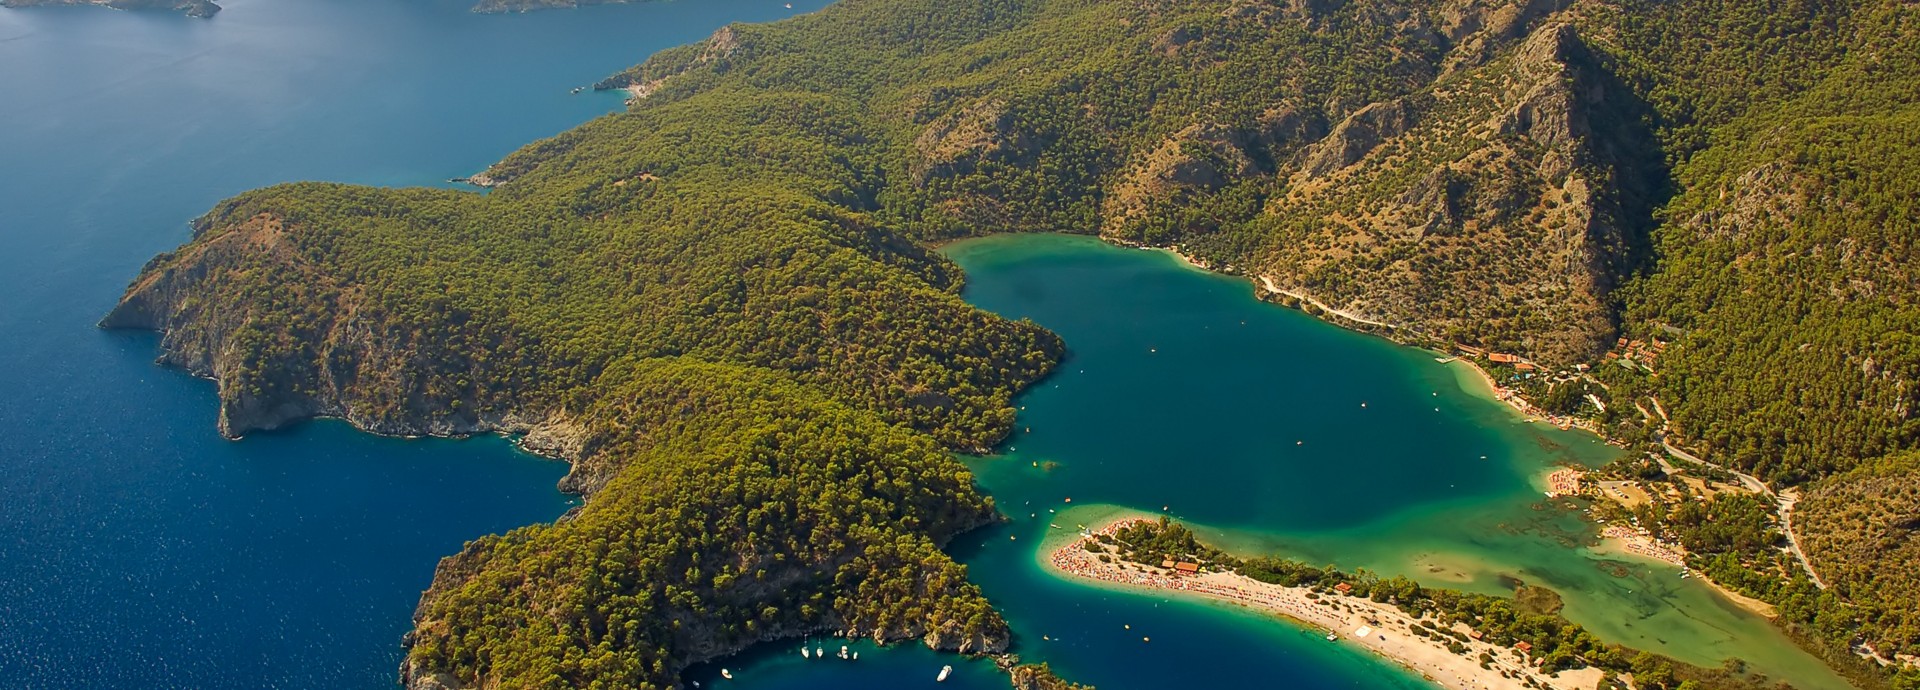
xmin=1251 ymin=22 xmax=1648 ymax=363
xmin=100 ymin=211 xmax=564 ymax=444
xmin=1086 ymin=16 xmax=1660 ymax=363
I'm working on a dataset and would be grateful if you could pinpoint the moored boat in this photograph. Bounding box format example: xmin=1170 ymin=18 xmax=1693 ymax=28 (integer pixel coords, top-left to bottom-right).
xmin=937 ymin=665 xmax=953 ymax=682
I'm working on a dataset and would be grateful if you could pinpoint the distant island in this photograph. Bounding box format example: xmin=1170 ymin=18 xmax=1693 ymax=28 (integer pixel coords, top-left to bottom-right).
xmin=1 ymin=0 xmax=219 ymax=17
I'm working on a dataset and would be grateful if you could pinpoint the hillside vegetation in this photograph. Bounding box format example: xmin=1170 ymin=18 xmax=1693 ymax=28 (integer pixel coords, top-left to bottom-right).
xmin=106 ymin=0 xmax=1920 ymax=687
xmin=1799 ymin=455 xmax=1920 ymax=669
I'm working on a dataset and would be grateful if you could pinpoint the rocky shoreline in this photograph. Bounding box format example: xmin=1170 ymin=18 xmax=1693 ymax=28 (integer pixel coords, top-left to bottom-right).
xmin=1 ymin=0 xmax=219 ymax=18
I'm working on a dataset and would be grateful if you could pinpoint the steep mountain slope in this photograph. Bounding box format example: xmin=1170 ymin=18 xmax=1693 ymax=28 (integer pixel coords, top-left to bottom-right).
xmin=1799 ymin=454 xmax=1920 ymax=668
xmin=1624 ymin=0 xmax=1920 ymax=485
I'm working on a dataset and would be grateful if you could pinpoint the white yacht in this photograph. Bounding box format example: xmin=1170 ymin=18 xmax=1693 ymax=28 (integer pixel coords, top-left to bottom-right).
xmin=937 ymin=665 xmax=953 ymax=682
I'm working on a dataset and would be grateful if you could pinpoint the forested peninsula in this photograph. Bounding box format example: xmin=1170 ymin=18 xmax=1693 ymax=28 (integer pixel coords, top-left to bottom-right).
xmin=106 ymin=0 xmax=1919 ymax=688
xmin=0 ymin=0 xmax=218 ymax=17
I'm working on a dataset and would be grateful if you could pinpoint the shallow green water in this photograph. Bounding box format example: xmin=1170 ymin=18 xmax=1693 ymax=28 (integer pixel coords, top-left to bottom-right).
xmin=941 ymin=234 xmax=1850 ymax=690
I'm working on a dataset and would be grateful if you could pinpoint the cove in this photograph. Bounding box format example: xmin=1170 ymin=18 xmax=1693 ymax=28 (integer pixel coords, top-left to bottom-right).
xmin=0 ymin=0 xmax=830 ymax=687
xmin=679 ymin=234 xmax=1854 ymax=690
xmin=941 ymin=234 xmax=1851 ymax=690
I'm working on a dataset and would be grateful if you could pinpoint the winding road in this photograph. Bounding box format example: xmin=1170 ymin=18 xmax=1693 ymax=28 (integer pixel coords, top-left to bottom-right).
xmin=1659 ymin=437 xmax=1829 ymax=590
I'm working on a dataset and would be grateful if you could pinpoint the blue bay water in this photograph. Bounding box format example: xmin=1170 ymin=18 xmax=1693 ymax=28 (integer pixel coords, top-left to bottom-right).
xmin=0 ymin=1 xmax=827 ymax=688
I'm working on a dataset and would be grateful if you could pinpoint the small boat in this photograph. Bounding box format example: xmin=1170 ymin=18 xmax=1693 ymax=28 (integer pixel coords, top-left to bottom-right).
xmin=838 ymin=646 xmax=849 ymax=660
xmin=852 ymin=652 xmax=859 ymax=660
xmin=1325 ymin=632 xmax=1337 ymax=641
xmin=815 ymin=646 xmax=823 ymax=658
xmin=801 ymin=646 xmax=810 ymax=658
xmin=721 ymin=669 xmax=733 ymax=679
xmin=784 ymin=2 xmax=793 ymax=7
xmin=937 ymin=665 xmax=953 ymax=682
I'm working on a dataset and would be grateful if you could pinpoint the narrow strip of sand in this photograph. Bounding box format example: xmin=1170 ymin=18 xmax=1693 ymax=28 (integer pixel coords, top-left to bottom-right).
xmin=1047 ymin=519 xmax=1602 ymax=690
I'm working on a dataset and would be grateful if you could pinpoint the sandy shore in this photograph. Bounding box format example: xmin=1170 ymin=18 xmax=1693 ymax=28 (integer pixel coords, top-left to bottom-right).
xmin=1048 ymin=519 xmax=1602 ymax=690
xmin=1591 ymin=526 xmax=1779 ymax=618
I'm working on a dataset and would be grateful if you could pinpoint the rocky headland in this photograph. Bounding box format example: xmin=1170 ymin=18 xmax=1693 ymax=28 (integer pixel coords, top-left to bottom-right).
xmin=2 ymin=0 xmax=219 ymax=17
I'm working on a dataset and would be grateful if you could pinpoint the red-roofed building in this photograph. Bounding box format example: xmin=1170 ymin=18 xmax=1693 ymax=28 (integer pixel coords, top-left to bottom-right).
xmin=1489 ymin=353 xmax=1521 ymax=363
xmin=1514 ymin=641 xmax=1533 ymax=654
xmin=1174 ymin=562 xmax=1199 ymax=574
xmin=1333 ymin=582 xmax=1353 ymax=594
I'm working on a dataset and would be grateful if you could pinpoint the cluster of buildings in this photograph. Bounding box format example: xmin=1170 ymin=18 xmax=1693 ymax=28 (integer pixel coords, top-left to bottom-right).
xmin=1606 ymin=336 xmax=1667 ymax=374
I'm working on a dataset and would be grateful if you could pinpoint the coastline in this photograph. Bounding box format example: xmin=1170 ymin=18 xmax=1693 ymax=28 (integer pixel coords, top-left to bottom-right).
xmin=963 ymin=234 xmax=1836 ymax=686
xmin=1111 ymin=236 xmax=1601 ymax=437
xmin=1045 ymin=518 xmax=1604 ymax=690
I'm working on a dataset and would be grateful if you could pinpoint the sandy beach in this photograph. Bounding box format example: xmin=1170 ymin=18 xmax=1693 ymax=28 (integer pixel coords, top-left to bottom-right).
xmin=1047 ymin=519 xmax=1604 ymax=690
xmin=1591 ymin=525 xmax=1779 ymax=618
